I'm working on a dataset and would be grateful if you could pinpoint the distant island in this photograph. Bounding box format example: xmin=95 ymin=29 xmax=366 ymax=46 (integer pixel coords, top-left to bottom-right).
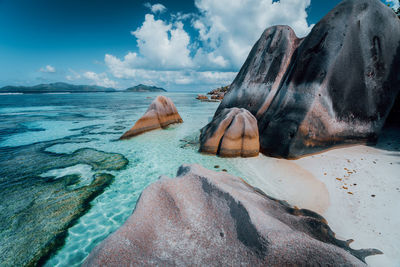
xmin=124 ymin=84 xmax=166 ymax=92
xmin=0 ymin=82 xmax=167 ymax=94
xmin=0 ymin=82 xmax=116 ymax=93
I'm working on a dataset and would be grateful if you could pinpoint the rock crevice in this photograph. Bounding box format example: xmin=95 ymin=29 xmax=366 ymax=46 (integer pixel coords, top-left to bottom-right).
xmin=200 ymin=108 xmax=259 ymax=157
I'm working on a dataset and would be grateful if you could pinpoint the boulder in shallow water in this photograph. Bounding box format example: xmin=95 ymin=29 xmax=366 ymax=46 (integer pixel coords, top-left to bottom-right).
xmin=196 ymin=94 xmax=208 ymax=100
xmin=200 ymin=108 xmax=259 ymax=157
xmin=120 ymin=95 xmax=183 ymax=139
xmin=217 ymin=0 xmax=400 ymax=158
xmin=84 ymin=164 xmax=380 ymax=266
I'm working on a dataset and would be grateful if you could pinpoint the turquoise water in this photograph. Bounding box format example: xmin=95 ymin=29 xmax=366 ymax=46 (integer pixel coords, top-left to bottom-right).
xmin=0 ymin=92 xmax=247 ymax=266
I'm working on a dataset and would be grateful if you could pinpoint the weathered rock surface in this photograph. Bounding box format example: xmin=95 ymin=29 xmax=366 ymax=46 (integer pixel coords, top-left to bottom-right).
xmin=217 ymin=0 xmax=400 ymax=158
xmin=84 ymin=164 xmax=380 ymax=266
xmin=120 ymin=96 xmax=183 ymax=139
xmin=200 ymin=108 xmax=259 ymax=157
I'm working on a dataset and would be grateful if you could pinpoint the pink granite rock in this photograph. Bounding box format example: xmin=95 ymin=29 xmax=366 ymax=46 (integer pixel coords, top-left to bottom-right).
xmin=120 ymin=95 xmax=183 ymax=139
xmin=200 ymin=108 xmax=259 ymax=157
xmin=83 ymin=164 xmax=380 ymax=266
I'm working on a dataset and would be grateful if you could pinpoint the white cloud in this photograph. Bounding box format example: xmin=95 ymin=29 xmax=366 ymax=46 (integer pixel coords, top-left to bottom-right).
xmin=144 ymin=3 xmax=167 ymax=13
xmin=103 ymin=0 xmax=312 ymax=89
xmin=193 ymin=0 xmax=312 ymax=68
xmin=83 ymin=71 xmax=118 ymax=88
xmin=387 ymin=0 xmax=400 ymax=9
xmin=130 ymin=14 xmax=192 ymax=69
xmin=100 ymin=65 xmax=236 ymax=88
xmin=40 ymin=65 xmax=56 ymax=73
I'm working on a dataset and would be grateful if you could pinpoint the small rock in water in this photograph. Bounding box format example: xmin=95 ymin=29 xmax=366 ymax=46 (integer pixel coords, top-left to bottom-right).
xmin=120 ymin=95 xmax=183 ymax=139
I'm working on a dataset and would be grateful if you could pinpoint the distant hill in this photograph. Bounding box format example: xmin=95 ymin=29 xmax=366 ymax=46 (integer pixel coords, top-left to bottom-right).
xmin=0 ymin=82 xmax=116 ymax=93
xmin=124 ymin=84 xmax=166 ymax=92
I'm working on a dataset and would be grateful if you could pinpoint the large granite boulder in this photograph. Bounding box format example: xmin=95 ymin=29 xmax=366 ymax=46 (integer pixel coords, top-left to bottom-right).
xmin=120 ymin=96 xmax=183 ymax=139
xmin=83 ymin=164 xmax=380 ymax=266
xmin=200 ymin=108 xmax=259 ymax=157
xmin=217 ymin=0 xmax=400 ymax=158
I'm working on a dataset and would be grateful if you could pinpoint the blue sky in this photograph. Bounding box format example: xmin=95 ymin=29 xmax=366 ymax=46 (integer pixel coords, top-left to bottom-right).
xmin=0 ymin=0 xmax=397 ymax=90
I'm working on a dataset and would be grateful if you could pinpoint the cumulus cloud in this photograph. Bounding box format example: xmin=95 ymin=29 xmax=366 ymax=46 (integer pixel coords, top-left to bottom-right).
xmin=103 ymin=0 xmax=312 ymax=89
xmin=144 ymin=3 xmax=167 ymax=13
xmin=40 ymin=65 xmax=56 ymax=73
xmin=192 ymin=0 xmax=312 ymax=69
xmin=103 ymin=63 xmax=236 ymax=87
xmin=83 ymin=71 xmax=118 ymax=88
xmin=130 ymin=14 xmax=192 ymax=69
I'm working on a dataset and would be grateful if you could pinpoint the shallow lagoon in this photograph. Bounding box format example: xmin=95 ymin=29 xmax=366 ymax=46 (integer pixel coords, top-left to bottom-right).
xmin=0 ymin=92 xmax=248 ymax=266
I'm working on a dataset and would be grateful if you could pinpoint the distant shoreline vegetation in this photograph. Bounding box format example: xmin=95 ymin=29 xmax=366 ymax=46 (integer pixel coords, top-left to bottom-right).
xmin=0 ymin=82 xmax=167 ymax=94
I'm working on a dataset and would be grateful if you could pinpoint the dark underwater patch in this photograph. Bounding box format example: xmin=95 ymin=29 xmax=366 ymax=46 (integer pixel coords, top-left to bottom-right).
xmin=0 ymin=136 xmax=128 ymax=267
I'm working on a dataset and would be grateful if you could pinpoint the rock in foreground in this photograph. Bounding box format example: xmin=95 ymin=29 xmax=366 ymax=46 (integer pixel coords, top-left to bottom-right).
xmin=217 ymin=0 xmax=400 ymax=158
xmin=84 ymin=164 xmax=380 ymax=266
xmin=120 ymin=95 xmax=183 ymax=139
xmin=200 ymin=108 xmax=259 ymax=157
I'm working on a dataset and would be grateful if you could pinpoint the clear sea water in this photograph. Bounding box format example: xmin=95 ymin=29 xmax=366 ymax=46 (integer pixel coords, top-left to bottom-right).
xmin=0 ymin=92 xmax=249 ymax=266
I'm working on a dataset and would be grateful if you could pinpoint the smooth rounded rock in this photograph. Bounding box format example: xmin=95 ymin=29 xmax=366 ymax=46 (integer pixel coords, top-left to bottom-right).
xmin=83 ymin=164 xmax=380 ymax=266
xmin=217 ymin=0 xmax=400 ymax=158
xmin=200 ymin=108 xmax=259 ymax=157
xmin=120 ymin=95 xmax=182 ymax=139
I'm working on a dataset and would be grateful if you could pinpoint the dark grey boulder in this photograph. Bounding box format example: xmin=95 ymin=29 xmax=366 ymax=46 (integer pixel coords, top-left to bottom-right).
xmin=83 ymin=164 xmax=380 ymax=266
xmin=217 ymin=0 xmax=400 ymax=158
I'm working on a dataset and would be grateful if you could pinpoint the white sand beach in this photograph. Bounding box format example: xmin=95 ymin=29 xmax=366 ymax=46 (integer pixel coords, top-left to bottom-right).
xmin=236 ymin=126 xmax=400 ymax=266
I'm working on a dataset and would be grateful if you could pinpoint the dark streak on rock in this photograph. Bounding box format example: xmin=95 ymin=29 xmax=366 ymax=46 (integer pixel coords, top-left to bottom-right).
xmin=200 ymin=177 xmax=269 ymax=259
